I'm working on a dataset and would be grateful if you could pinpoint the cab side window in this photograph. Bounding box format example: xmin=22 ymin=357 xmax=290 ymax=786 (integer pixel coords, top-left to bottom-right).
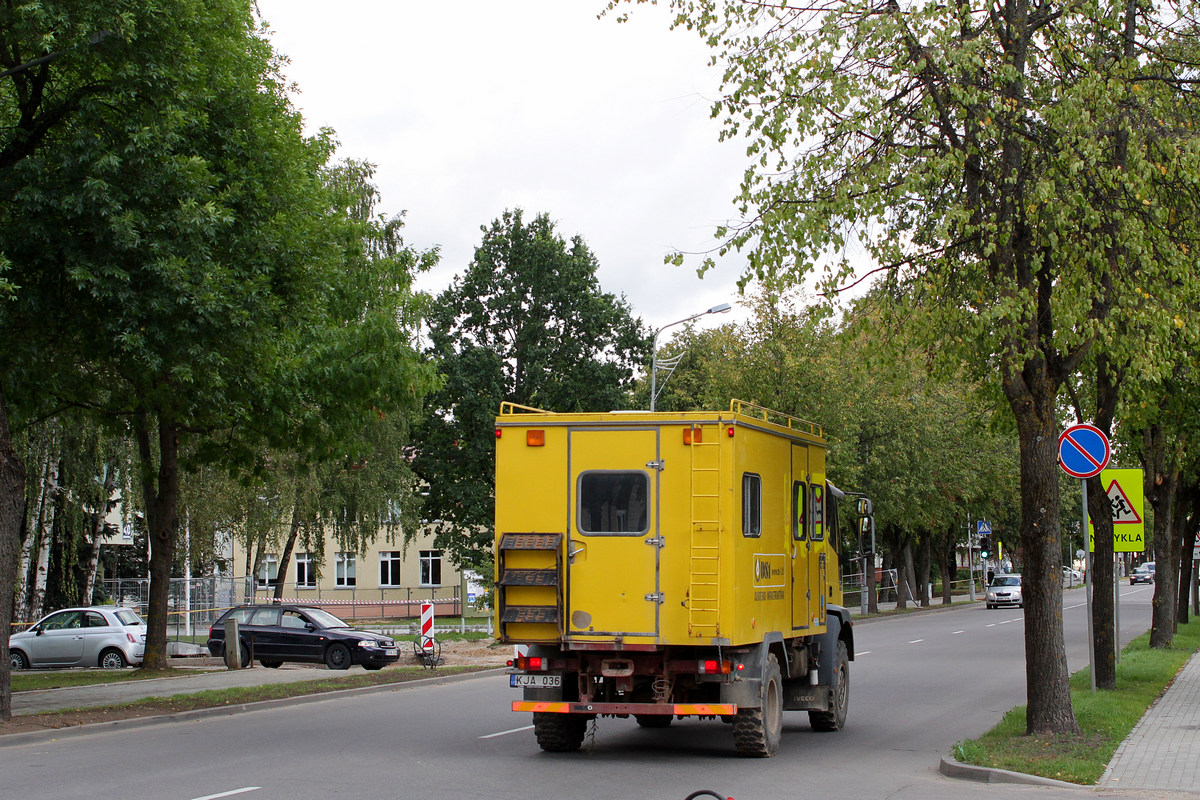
xmin=792 ymin=481 xmax=808 ymax=541
xmin=811 ymin=484 xmax=825 ymax=541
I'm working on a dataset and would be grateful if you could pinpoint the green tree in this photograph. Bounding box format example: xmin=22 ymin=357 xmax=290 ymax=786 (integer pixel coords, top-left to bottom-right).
xmin=623 ymin=0 xmax=1200 ymax=734
xmin=416 ymin=209 xmax=649 ymax=573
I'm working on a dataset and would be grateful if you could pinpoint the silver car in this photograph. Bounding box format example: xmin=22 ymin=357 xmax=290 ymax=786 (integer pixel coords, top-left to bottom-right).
xmin=986 ymin=574 xmax=1024 ymax=609
xmin=9 ymin=606 xmax=146 ymax=670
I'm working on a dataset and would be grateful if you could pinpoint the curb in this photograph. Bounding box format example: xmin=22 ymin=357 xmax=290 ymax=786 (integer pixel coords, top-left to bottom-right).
xmin=0 ymin=666 xmax=507 ymax=748
xmin=938 ymin=754 xmax=1086 ymax=789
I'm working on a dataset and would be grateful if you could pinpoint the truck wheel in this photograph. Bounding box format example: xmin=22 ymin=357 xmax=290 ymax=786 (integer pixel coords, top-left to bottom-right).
xmin=809 ymin=640 xmax=849 ymax=732
xmin=733 ymin=653 xmax=783 ymax=757
xmin=533 ymin=712 xmax=588 ymax=752
xmin=635 ymin=714 xmax=673 ymax=728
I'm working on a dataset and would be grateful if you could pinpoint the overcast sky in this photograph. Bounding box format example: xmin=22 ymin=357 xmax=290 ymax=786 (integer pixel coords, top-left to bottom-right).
xmin=255 ymin=1 xmax=754 ymax=332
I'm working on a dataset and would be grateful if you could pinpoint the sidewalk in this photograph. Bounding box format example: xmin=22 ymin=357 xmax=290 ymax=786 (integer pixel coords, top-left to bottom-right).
xmin=1100 ymin=649 xmax=1200 ymax=792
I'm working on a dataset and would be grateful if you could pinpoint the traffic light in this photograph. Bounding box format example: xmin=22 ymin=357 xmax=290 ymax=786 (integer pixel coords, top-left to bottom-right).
xmin=980 ymin=536 xmax=992 ymax=559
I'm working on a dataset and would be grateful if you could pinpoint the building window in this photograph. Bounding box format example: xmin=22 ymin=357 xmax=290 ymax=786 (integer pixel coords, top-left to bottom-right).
xmin=420 ymin=550 xmax=442 ymax=586
xmin=742 ymin=473 xmax=762 ymax=538
xmin=380 ymin=551 xmax=402 ymax=587
xmin=295 ymin=552 xmax=316 ymax=588
xmin=257 ymin=554 xmax=279 ymax=588
xmin=336 ymin=553 xmax=357 ymax=587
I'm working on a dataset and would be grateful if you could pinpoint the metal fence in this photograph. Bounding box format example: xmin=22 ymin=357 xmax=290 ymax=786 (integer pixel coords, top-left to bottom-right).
xmin=99 ymin=577 xmax=466 ymax=642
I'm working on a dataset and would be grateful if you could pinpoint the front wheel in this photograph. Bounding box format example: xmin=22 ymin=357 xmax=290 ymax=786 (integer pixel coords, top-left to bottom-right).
xmin=809 ymin=640 xmax=849 ymax=732
xmin=533 ymin=712 xmax=588 ymax=752
xmin=733 ymin=653 xmax=783 ymax=757
xmin=11 ymin=650 xmax=29 ymax=670
xmin=325 ymin=643 xmax=352 ymax=670
xmin=99 ymin=648 xmax=128 ymax=669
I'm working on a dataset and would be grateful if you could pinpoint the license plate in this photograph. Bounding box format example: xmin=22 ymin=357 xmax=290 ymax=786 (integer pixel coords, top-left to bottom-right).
xmin=510 ymin=674 xmax=561 ymax=688
xmin=383 ymin=649 xmax=397 ymax=656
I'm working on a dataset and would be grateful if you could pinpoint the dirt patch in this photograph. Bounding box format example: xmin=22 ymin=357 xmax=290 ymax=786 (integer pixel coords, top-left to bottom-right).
xmin=1 ymin=638 xmax=510 ymax=736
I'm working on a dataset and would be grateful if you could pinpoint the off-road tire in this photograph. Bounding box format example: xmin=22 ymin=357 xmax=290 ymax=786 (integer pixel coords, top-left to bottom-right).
xmin=733 ymin=653 xmax=783 ymax=757
xmin=533 ymin=712 xmax=588 ymax=752
xmin=809 ymin=639 xmax=849 ymax=732
xmin=635 ymin=714 xmax=673 ymax=728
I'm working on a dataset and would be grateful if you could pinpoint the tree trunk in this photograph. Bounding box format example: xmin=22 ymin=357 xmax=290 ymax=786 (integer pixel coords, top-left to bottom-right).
xmin=83 ymin=460 xmax=119 ymax=605
xmin=916 ymin=534 xmax=932 ymax=606
xmin=1001 ymin=358 xmax=1079 ymax=735
xmin=902 ymin=540 xmax=918 ymax=607
xmin=1144 ymin=423 xmax=1180 ymax=648
xmin=940 ymin=528 xmax=955 ymax=604
xmin=1085 ymin=356 xmax=1120 ymax=689
xmin=0 ymin=386 xmax=28 ymax=722
xmin=27 ymin=454 xmax=60 ymax=623
xmin=273 ymin=491 xmax=304 ymax=601
xmin=135 ymin=413 xmax=181 ymax=670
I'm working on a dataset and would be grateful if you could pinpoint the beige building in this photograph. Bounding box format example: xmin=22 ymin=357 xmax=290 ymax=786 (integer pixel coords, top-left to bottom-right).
xmin=223 ymin=527 xmax=474 ymax=619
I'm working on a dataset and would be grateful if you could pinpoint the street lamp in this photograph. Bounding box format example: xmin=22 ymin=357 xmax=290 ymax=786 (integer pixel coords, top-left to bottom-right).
xmin=649 ymin=302 xmax=732 ymax=411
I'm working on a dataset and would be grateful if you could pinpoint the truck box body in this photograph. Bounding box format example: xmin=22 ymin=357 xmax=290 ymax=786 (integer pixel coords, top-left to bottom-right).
xmin=494 ymin=400 xmax=857 ymax=756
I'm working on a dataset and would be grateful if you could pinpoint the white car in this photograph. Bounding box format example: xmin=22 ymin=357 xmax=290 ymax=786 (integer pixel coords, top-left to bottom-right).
xmin=9 ymin=606 xmax=146 ymax=670
xmin=986 ymin=574 xmax=1023 ymax=609
xmin=1063 ymin=566 xmax=1083 ymax=583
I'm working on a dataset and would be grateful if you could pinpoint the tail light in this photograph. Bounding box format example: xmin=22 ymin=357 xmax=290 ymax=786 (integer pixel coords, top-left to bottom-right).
xmin=514 ymin=655 xmax=546 ymax=671
xmin=699 ymin=660 xmax=733 ymax=675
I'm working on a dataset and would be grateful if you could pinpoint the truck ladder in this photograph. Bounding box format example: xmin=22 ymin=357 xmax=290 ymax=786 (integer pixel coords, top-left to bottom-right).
xmin=688 ymin=425 xmax=721 ymax=638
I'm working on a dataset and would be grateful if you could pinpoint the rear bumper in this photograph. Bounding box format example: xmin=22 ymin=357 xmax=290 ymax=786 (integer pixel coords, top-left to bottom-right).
xmin=513 ymin=700 xmax=737 ymax=716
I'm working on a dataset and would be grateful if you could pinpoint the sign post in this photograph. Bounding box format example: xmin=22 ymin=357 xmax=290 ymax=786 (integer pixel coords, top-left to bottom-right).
xmin=1058 ymin=423 xmax=1111 ymax=692
xmin=1088 ymin=468 xmax=1145 ymax=665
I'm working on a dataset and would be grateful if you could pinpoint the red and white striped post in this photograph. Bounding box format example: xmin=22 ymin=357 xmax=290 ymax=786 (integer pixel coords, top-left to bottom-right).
xmin=420 ymin=601 xmax=435 ymax=652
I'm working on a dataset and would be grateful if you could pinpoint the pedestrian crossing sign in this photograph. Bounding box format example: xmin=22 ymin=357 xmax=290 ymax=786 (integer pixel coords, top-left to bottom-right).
xmin=1088 ymin=468 xmax=1145 ymax=553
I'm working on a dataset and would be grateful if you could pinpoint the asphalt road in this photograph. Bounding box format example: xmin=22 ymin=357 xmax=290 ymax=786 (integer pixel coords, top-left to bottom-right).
xmin=0 ymin=584 xmax=1162 ymax=800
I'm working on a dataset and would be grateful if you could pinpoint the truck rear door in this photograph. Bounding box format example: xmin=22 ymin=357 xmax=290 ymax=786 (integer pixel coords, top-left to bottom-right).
xmin=566 ymin=427 xmax=660 ymax=641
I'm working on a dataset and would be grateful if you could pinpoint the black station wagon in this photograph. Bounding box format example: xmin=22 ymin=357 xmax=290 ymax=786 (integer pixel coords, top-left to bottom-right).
xmin=207 ymin=604 xmax=400 ymax=670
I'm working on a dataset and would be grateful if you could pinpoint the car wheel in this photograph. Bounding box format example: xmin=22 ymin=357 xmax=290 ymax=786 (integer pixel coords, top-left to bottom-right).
xmin=325 ymin=642 xmax=352 ymax=670
xmin=10 ymin=650 xmax=29 ymax=670
xmin=99 ymin=648 xmax=128 ymax=669
xmin=260 ymin=659 xmax=283 ymax=669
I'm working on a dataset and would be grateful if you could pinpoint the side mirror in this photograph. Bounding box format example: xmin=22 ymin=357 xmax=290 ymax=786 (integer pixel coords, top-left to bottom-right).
xmin=856 ymin=497 xmax=873 ymax=517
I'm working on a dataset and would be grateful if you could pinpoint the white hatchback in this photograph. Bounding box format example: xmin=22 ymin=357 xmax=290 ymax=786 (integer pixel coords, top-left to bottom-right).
xmin=9 ymin=606 xmax=146 ymax=670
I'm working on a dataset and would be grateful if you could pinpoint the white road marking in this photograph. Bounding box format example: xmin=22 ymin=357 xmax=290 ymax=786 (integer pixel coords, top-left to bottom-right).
xmin=190 ymin=789 xmax=261 ymax=800
xmin=908 ymin=639 xmax=924 ymax=644
xmin=987 ymin=623 xmax=998 ymax=628
xmin=857 ymin=651 xmax=871 ymax=655
xmin=952 ymin=630 xmax=965 ymax=635
xmin=480 ymin=724 xmax=534 ymax=739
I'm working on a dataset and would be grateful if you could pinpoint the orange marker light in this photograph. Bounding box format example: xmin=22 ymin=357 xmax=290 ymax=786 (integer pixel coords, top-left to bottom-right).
xmin=526 ymin=430 xmax=545 ymax=447
xmin=684 ymin=428 xmax=703 ymax=445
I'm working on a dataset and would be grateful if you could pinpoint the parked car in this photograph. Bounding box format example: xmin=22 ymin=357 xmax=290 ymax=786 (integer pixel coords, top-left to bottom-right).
xmin=1130 ymin=562 xmax=1155 ymax=585
xmin=9 ymin=606 xmax=146 ymax=670
xmin=1063 ymin=566 xmax=1083 ymax=584
xmin=207 ymin=604 xmax=400 ymax=670
xmin=986 ymin=574 xmax=1023 ymax=609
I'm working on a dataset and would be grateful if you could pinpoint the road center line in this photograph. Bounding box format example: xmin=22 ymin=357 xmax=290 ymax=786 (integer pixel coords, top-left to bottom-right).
xmin=952 ymin=630 xmax=965 ymax=635
xmin=480 ymin=725 xmax=534 ymax=739
xmin=190 ymin=789 xmax=261 ymax=800
xmin=908 ymin=639 xmax=924 ymax=644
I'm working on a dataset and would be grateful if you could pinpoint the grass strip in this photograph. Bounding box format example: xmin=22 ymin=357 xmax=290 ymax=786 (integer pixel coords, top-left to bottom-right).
xmin=954 ymin=617 xmax=1200 ymax=784
xmin=6 ymin=664 xmax=496 ymax=730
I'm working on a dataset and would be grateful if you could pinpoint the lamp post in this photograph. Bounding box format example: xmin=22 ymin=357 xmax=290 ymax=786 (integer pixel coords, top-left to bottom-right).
xmin=649 ymin=302 xmax=732 ymax=411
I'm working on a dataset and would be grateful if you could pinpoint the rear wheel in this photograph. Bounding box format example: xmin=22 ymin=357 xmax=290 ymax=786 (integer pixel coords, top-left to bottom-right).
xmin=809 ymin=640 xmax=849 ymax=732
xmin=325 ymin=642 xmax=352 ymax=670
xmin=99 ymin=648 xmax=127 ymax=670
xmin=733 ymin=653 xmax=783 ymax=757
xmin=533 ymin=712 xmax=588 ymax=752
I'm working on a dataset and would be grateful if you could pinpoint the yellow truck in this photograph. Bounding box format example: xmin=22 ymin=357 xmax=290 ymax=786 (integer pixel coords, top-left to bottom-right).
xmin=494 ymin=400 xmax=867 ymax=757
